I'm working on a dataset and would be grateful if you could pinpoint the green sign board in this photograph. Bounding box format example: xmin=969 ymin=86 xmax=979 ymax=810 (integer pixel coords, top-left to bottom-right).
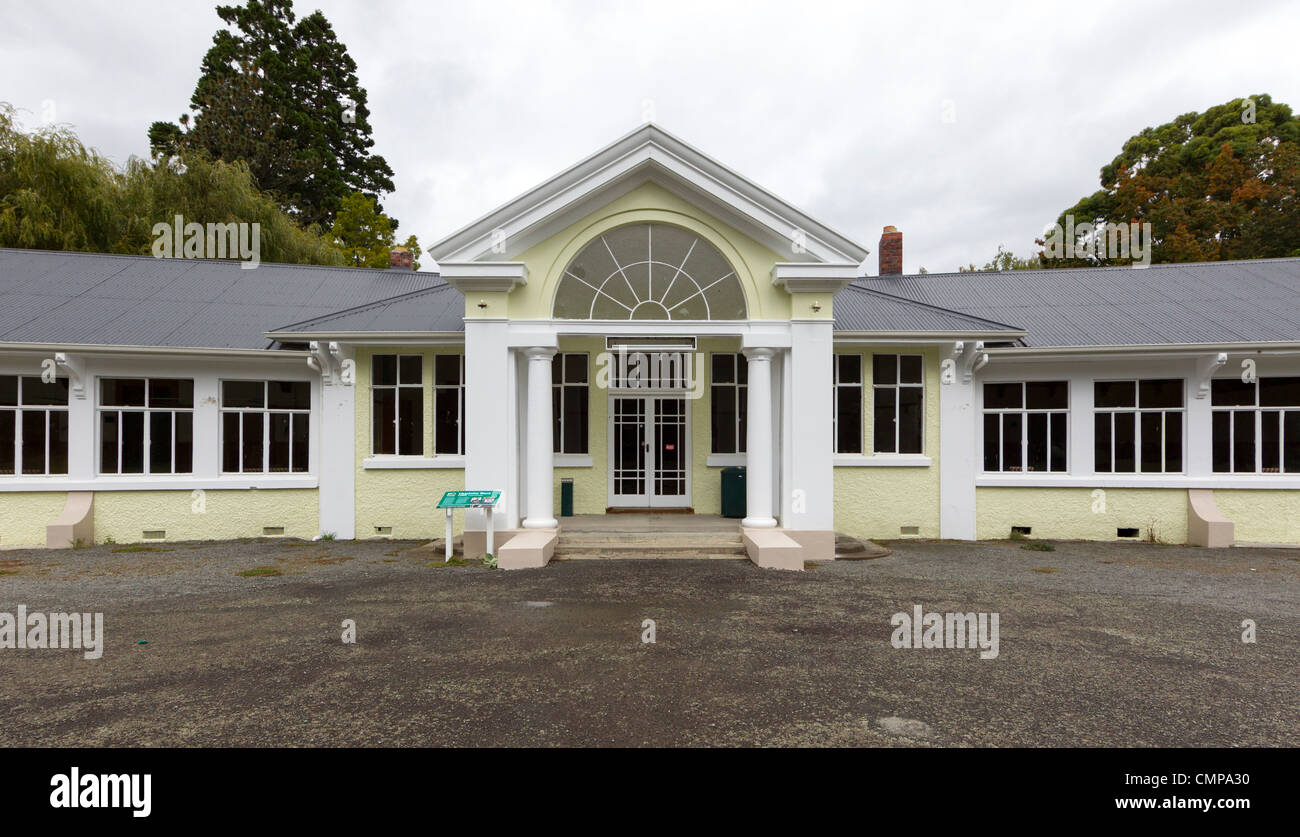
xmin=436 ymin=490 xmax=501 ymax=509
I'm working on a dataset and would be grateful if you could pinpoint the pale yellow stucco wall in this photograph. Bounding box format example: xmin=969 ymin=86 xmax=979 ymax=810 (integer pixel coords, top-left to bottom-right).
xmin=552 ymin=336 xmax=608 ymax=515
xmin=975 ymin=487 xmax=1188 ymax=542
xmin=0 ymin=492 xmax=75 ymax=547
xmin=353 ymin=346 xmax=465 ymax=540
xmin=1193 ymin=490 xmax=1300 ymax=545
xmin=833 ymin=345 xmax=942 ymax=540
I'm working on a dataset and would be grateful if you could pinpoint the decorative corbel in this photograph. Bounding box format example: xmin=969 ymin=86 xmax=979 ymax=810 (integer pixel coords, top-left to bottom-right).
xmin=328 ymin=342 xmax=354 ymax=386
xmin=307 ymin=341 xmax=335 ymax=385
xmin=1195 ymin=352 xmax=1228 ymax=399
xmin=54 ymin=352 xmax=86 ymax=399
xmin=959 ymin=341 xmax=988 ymax=384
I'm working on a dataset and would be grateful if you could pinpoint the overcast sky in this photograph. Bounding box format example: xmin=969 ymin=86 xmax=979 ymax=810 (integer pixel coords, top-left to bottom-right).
xmin=3 ymin=0 xmax=1297 ymax=274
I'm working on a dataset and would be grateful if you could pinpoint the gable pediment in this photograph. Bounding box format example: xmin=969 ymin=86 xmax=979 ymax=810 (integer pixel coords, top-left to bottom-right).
xmin=429 ymin=124 xmax=869 ymax=267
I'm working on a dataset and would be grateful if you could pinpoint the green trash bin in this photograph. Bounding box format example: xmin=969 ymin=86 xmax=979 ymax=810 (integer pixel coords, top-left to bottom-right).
xmin=560 ymin=477 xmax=574 ymax=517
xmin=720 ymin=467 xmax=746 ymax=518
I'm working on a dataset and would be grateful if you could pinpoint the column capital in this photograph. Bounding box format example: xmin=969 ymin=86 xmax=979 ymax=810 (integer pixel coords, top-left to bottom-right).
xmin=742 ymin=346 xmax=776 ymax=362
xmin=524 ymin=346 xmax=558 ymax=362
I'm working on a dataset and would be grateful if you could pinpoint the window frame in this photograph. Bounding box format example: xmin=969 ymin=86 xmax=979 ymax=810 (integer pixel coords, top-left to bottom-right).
xmin=219 ymin=379 xmax=312 ymax=474
xmin=833 ymin=354 xmax=864 ymax=455
xmin=1211 ymin=376 xmax=1300 ymax=474
xmin=97 ymin=377 xmax=195 ymax=475
xmin=552 ymin=352 xmax=589 ymax=455
xmin=370 ymin=354 xmax=425 ymax=457
xmin=1093 ymin=378 xmax=1185 ymax=474
xmin=434 ymin=354 xmax=466 ymax=456
xmin=709 ymin=352 xmax=747 ymax=455
xmin=0 ymin=375 xmax=70 ymax=477
xmin=981 ymin=381 xmax=1069 ymax=473
xmin=871 ymin=353 xmax=925 ymax=455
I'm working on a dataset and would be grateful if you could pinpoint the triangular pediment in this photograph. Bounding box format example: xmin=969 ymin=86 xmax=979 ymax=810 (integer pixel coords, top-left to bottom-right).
xmin=429 ymin=124 xmax=869 ymax=267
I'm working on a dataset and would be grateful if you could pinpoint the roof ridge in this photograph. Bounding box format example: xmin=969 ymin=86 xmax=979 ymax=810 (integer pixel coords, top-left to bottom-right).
xmin=838 ymin=282 xmax=1025 ymax=332
xmin=857 ymin=255 xmax=1300 ymax=282
xmin=269 ymin=283 xmax=457 ymax=333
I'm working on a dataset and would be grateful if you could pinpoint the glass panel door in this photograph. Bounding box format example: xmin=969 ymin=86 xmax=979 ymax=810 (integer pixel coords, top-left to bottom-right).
xmin=608 ymin=396 xmax=690 ymax=507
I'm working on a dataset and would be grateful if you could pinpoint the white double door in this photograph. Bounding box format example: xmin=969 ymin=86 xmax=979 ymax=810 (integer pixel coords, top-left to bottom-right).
xmin=608 ymin=395 xmax=690 ymax=507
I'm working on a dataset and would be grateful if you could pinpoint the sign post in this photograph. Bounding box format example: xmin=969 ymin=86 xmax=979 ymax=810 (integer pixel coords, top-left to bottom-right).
xmin=435 ymin=490 xmax=502 ymax=562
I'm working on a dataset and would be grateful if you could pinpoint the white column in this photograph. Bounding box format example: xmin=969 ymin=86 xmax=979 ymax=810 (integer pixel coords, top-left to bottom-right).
xmin=938 ymin=343 xmax=976 ymax=540
xmin=465 ymin=319 xmax=518 ymax=529
xmin=788 ymin=322 xmax=835 ymax=530
xmin=742 ymin=347 xmax=777 ymax=528
xmin=318 ymin=373 xmax=356 ymax=540
xmin=522 ymin=346 xmax=557 ymax=529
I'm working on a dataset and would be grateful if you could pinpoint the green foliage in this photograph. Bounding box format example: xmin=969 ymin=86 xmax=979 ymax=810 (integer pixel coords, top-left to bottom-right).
xmin=0 ymin=103 xmax=343 ymax=265
xmin=329 ymin=190 xmax=420 ymax=268
xmin=1040 ymin=94 xmax=1300 ymax=266
xmin=159 ymin=0 xmax=397 ymax=228
xmin=959 ymin=243 xmax=1043 ymax=272
xmin=482 ymin=553 xmax=498 ymax=569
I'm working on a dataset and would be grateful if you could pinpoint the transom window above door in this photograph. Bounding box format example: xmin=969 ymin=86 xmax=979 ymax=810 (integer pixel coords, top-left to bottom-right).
xmin=553 ymin=223 xmax=747 ymax=320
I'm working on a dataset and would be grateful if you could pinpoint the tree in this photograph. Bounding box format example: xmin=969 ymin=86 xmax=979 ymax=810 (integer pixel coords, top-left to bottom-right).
xmin=151 ymin=0 xmax=396 ymax=228
xmin=329 ymin=190 xmax=420 ymax=269
xmin=1039 ymin=94 xmax=1300 ymax=266
xmin=1 ymin=102 xmax=343 ymax=265
xmin=959 ymin=244 xmax=1042 ymax=272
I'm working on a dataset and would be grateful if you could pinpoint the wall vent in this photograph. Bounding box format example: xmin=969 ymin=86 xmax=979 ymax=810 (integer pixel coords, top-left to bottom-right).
xmin=374 ymin=526 xmax=393 ymax=536
xmin=1117 ymin=527 xmax=1140 ymax=538
xmin=142 ymin=530 xmax=166 ymax=540
xmin=900 ymin=525 xmax=920 ymax=536
xmin=263 ymin=526 xmax=285 ymax=536
xmin=1010 ymin=526 xmax=1032 ymax=537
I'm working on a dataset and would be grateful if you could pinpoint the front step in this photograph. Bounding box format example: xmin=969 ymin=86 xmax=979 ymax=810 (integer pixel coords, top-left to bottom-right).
xmin=553 ymin=529 xmax=746 ymax=560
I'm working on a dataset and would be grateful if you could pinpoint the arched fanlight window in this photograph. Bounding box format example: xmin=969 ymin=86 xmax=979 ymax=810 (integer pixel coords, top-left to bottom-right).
xmin=553 ymin=223 xmax=747 ymax=320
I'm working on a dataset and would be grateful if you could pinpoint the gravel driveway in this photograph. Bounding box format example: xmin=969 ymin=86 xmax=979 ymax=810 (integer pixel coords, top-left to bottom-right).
xmin=1 ymin=537 xmax=1296 ymax=746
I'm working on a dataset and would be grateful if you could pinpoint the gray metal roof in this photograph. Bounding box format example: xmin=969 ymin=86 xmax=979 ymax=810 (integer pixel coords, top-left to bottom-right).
xmin=848 ymin=257 xmax=1300 ymax=347
xmin=0 ymin=248 xmax=448 ymax=350
xmin=270 ymin=283 xmax=465 ymax=335
xmin=832 ymin=284 xmax=1023 ymax=335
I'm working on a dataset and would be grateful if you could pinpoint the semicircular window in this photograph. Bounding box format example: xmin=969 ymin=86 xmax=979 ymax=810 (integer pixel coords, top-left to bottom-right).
xmin=553 ymin=223 xmax=747 ymax=320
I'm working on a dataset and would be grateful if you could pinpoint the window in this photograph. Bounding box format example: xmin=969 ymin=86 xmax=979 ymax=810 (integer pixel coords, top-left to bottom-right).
xmin=1094 ymin=379 xmax=1184 ymax=473
xmin=0 ymin=375 xmax=69 ymax=476
xmin=1211 ymin=376 xmax=1300 ymax=473
xmin=221 ymin=380 xmax=310 ymax=473
xmin=553 ymin=223 xmax=747 ymax=320
xmin=710 ymin=353 xmax=747 ymax=454
xmin=983 ymin=381 xmax=1068 ymax=472
xmin=372 ymin=355 xmax=423 ymax=456
xmin=834 ymin=354 xmax=863 ymax=454
xmin=873 ymin=354 xmax=924 ymax=454
xmin=552 ymin=353 xmax=588 ymax=455
xmin=99 ymin=378 xmax=193 ymax=474
xmin=434 ymin=355 xmax=465 ymax=455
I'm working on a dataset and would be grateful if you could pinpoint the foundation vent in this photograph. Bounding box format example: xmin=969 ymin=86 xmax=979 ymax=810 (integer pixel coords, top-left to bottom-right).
xmin=142 ymin=530 xmax=166 ymax=540
xmin=1010 ymin=526 xmax=1032 ymax=537
xmin=263 ymin=526 xmax=285 ymax=536
xmin=900 ymin=525 xmax=920 ymax=536
xmin=1117 ymin=527 xmax=1140 ymax=539
xmin=374 ymin=526 xmax=393 ymax=536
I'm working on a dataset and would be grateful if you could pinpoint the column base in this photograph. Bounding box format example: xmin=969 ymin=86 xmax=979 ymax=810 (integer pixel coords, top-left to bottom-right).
xmin=741 ymin=516 xmax=777 ymax=529
xmin=522 ymin=517 xmax=558 ymax=530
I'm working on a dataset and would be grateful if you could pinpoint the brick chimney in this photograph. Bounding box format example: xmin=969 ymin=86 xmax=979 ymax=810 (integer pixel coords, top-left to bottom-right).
xmin=879 ymin=226 xmax=902 ymax=275
xmin=389 ymin=246 xmax=413 ymax=270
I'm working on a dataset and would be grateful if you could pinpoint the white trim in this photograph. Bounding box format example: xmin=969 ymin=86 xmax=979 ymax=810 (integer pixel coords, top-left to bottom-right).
xmin=706 ymin=453 xmax=746 ymax=467
xmin=771 ymin=262 xmax=863 ymax=294
xmin=835 ymin=454 xmax=932 ymax=467
xmin=554 ymin=454 xmax=593 ymax=467
xmin=976 ymin=475 xmax=1300 ymax=489
xmin=437 ymin=261 xmax=528 ymax=294
xmin=363 ymin=456 xmax=465 ymax=470
xmin=0 ymin=476 xmax=317 ymax=492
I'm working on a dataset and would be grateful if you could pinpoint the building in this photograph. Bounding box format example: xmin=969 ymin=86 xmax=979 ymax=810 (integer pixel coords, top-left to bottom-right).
xmin=2 ymin=124 xmax=1299 ymax=566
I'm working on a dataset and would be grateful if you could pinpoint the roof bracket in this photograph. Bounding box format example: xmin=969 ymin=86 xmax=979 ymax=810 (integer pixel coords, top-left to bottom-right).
xmin=308 ymin=341 xmax=349 ymax=385
xmin=1195 ymin=352 xmax=1228 ymax=399
xmin=54 ymin=352 xmax=86 ymax=399
xmin=958 ymin=341 xmax=987 ymax=384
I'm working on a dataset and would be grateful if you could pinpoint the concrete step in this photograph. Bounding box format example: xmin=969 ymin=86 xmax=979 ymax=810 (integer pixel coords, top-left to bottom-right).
xmin=557 ymin=532 xmax=743 ymax=547
xmin=553 ymin=552 xmax=747 ymax=561
xmin=555 ymin=542 xmax=747 ymax=557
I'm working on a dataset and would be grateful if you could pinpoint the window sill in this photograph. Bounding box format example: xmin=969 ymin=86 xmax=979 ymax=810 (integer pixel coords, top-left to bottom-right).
xmin=363 ymin=456 xmax=465 ymax=470
xmin=834 ymin=454 xmax=932 ymax=467
xmin=706 ymin=454 xmax=746 ymax=467
xmin=554 ymin=454 xmax=593 ymax=468
xmin=0 ymin=475 xmax=317 ymax=492
xmin=977 ymin=474 xmax=1300 ymax=489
